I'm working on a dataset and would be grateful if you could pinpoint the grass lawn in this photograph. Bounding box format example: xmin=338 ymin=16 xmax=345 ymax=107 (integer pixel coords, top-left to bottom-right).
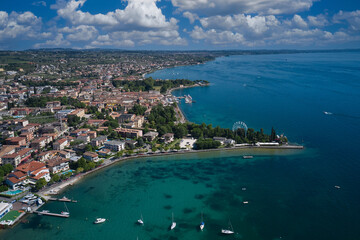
xmin=0 ymin=210 xmax=21 ymax=221
xmin=26 ymin=116 xmax=57 ymax=124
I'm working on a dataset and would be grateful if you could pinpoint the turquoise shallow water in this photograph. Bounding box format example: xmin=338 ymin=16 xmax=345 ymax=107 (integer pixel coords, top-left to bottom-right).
xmin=2 ymin=52 xmax=360 ymax=240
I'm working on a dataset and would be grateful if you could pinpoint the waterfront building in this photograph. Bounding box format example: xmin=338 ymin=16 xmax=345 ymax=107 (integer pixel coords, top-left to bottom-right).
xmin=0 ymin=203 xmax=13 ymax=219
xmin=83 ymin=151 xmax=99 ymax=162
xmin=104 ymin=141 xmax=125 ymax=152
xmin=143 ymin=131 xmax=159 ymax=142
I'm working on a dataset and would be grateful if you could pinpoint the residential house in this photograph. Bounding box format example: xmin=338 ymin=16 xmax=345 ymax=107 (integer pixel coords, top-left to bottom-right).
xmin=68 ymin=108 xmax=85 ymax=118
xmin=83 ymin=151 xmax=99 ymax=162
xmin=161 ymin=133 xmax=174 ymax=144
xmin=31 ymin=137 xmax=50 ymax=149
xmin=46 ymin=157 xmax=69 ymax=174
xmin=46 ymin=101 xmax=61 ymax=108
xmin=77 ymin=134 xmax=90 ymax=143
xmin=116 ymin=128 xmax=143 ymax=139
xmin=117 ymin=114 xmax=135 ymax=123
xmin=19 ymin=132 xmax=34 ymax=143
xmin=98 ymin=148 xmax=111 ymax=157
xmin=53 ymin=138 xmax=68 ymax=150
xmin=91 ymin=136 xmax=107 ymax=147
xmin=87 ymin=131 xmax=97 ymax=139
xmin=143 ymin=131 xmax=159 ymax=142
xmin=6 ymin=161 xmax=50 ymax=189
xmin=6 ymin=137 xmax=27 ymax=146
xmin=213 ymin=137 xmax=227 ymax=145
xmin=2 ymin=148 xmax=33 ymax=167
xmin=16 ymin=161 xmax=50 ymax=185
xmin=0 ymin=145 xmax=17 ymax=165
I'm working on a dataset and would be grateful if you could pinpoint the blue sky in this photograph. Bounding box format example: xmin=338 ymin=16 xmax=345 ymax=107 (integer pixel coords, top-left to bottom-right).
xmin=0 ymin=0 xmax=359 ymax=50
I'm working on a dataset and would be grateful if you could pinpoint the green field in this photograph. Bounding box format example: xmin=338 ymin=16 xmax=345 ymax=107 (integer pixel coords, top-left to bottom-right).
xmin=0 ymin=210 xmax=21 ymax=221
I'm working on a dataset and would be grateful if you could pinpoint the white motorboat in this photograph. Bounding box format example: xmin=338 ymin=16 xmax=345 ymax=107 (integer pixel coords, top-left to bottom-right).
xmin=94 ymin=218 xmax=106 ymax=224
xmin=170 ymin=213 xmax=176 ymax=230
xmin=221 ymin=219 xmax=234 ymax=235
xmin=137 ymin=214 xmax=144 ymax=225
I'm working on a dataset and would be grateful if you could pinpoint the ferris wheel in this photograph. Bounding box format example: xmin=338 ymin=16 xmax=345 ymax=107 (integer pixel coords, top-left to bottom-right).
xmin=232 ymin=121 xmax=248 ymax=134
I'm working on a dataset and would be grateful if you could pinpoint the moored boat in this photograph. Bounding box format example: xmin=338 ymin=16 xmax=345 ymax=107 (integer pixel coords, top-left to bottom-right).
xmin=199 ymin=212 xmax=205 ymax=231
xmin=221 ymin=219 xmax=234 ymax=235
xmin=94 ymin=218 xmax=106 ymax=224
xmin=137 ymin=214 xmax=144 ymax=225
xmin=170 ymin=213 xmax=176 ymax=230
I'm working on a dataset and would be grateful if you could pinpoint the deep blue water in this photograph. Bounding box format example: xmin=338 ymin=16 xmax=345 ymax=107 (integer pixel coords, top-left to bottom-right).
xmin=149 ymin=52 xmax=360 ymax=238
xmin=1 ymin=52 xmax=360 ymax=240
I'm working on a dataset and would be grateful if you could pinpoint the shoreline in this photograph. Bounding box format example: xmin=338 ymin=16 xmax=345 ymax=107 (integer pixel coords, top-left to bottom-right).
xmin=38 ymin=144 xmax=303 ymax=200
xmin=167 ymin=83 xmax=210 ymax=123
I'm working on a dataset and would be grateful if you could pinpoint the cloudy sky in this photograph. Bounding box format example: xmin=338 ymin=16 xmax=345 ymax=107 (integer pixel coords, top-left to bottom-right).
xmin=0 ymin=0 xmax=359 ymax=50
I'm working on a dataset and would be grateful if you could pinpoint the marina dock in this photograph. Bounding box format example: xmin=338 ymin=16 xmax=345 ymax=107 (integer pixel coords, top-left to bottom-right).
xmin=34 ymin=211 xmax=69 ymax=218
xmin=48 ymin=197 xmax=77 ymax=203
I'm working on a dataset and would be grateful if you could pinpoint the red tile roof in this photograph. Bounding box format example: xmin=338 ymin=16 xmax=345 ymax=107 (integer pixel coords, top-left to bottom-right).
xmin=16 ymin=161 xmax=45 ymax=173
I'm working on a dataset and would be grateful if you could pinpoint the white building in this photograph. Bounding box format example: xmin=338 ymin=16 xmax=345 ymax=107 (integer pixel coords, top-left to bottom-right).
xmin=0 ymin=202 xmax=13 ymax=219
xmin=104 ymin=141 xmax=125 ymax=152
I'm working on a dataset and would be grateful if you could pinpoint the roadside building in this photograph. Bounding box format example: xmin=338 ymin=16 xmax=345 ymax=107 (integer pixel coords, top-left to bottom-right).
xmin=213 ymin=137 xmax=227 ymax=145
xmin=46 ymin=157 xmax=69 ymax=174
xmin=116 ymin=128 xmax=143 ymax=138
xmin=83 ymin=151 xmax=99 ymax=162
xmin=104 ymin=140 xmax=125 ymax=152
xmin=91 ymin=136 xmax=107 ymax=147
xmin=161 ymin=133 xmax=174 ymax=143
xmin=143 ymin=131 xmax=159 ymax=142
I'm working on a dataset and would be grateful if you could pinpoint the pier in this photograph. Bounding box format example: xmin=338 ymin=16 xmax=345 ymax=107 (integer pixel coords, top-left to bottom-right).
xmin=48 ymin=197 xmax=77 ymax=203
xmin=34 ymin=211 xmax=69 ymax=218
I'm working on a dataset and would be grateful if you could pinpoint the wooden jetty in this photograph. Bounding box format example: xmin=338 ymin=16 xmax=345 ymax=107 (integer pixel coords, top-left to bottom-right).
xmin=34 ymin=211 xmax=69 ymax=218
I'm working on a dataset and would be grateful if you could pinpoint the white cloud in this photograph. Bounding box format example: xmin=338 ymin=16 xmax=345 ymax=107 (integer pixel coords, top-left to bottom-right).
xmin=172 ymin=0 xmax=315 ymax=16
xmin=333 ymin=10 xmax=360 ymax=31
xmin=291 ymin=15 xmax=308 ymax=29
xmin=0 ymin=11 xmax=44 ymax=41
xmin=183 ymin=11 xmax=199 ymax=24
xmin=32 ymin=1 xmax=47 ymax=7
xmin=307 ymin=14 xmax=328 ymax=27
xmin=59 ymin=25 xmax=98 ymax=41
xmin=56 ymin=0 xmax=178 ymax=31
xmin=190 ymin=12 xmax=360 ymax=47
xmin=34 ymin=33 xmax=70 ymax=48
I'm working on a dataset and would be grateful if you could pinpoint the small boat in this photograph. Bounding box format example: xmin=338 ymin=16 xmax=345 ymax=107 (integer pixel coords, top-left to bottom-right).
xmin=94 ymin=218 xmax=106 ymax=224
xmin=323 ymin=111 xmax=333 ymax=115
xmin=334 ymin=185 xmax=341 ymax=189
xmin=41 ymin=210 xmax=50 ymax=213
xmin=221 ymin=219 xmax=234 ymax=235
xmin=137 ymin=214 xmax=144 ymax=225
xmin=242 ymin=155 xmax=253 ymax=159
xmin=170 ymin=213 xmax=176 ymax=230
xmin=199 ymin=212 xmax=205 ymax=231
xmin=243 ymin=201 xmax=249 ymax=204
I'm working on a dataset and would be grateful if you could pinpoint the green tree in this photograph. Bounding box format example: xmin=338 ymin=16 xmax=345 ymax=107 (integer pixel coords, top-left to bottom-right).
xmin=35 ymin=178 xmax=47 ymax=190
xmin=2 ymin=164 xmax=13 ymax=175
xmin=52 ymin=174 xmax=60 ymax=182
xmin=270 ymin=127 xmax=276 ymax=142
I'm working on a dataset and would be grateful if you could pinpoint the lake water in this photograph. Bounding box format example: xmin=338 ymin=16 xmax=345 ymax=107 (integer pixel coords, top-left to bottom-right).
xmin=2 ymin=52 xmax=360 ymax=240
